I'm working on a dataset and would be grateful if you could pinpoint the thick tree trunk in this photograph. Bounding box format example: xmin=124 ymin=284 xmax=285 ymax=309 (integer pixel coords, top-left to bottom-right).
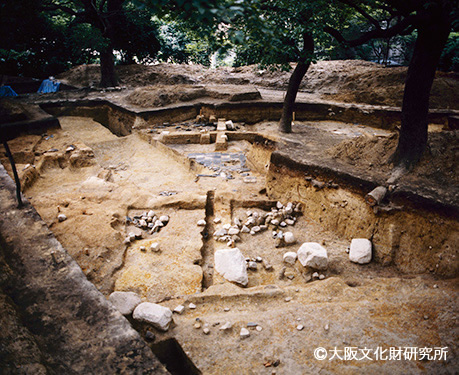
xmin=99 ymin=45 xmax=118 ymax=87
xmin=279 ymin=33 xmax=314 ymax=133
xmin=391 ymin=9 xmax=451 ymax=168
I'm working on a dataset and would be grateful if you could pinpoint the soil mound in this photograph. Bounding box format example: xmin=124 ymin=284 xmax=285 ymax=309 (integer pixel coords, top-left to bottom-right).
xmin=57 ymin=60 xmax=459 ymax=109
xmin=328 ymin=130 xmax=458 ymax=189
xmin=125 ymin=84 xmax=261 ymax=108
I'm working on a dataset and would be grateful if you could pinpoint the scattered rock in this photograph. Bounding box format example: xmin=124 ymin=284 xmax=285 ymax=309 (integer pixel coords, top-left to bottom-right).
xmin=296 ymin=325 xmax=304 ymax=331
xmin=173 ymin=305 xmax=185 ymax=314
xmin=109 ymin=291 xmax=142 ymax=315
xmin=214 ymin=217 xmax=221 ymax=224
xmin=349 ymin=238 xmax=372 ymax=264
xmin=262 ymin=260 xmax=273 ymax=271
xmin=319 ymin=274 xmax=325 ymax=280
xmin=256 ymin=325 xmax=263 ymax=332
xmin=297 ymin=243 xmax=328 ymax=270
xmin=145 ymin=330 xmax=156 ymax=341
xmin=285 ymin=297 xmax=292 ymax=302
xmin=132 ymin=302 xmax=173 ymax=331
xmin=283 ymin=232 xmax=296 ymax=244
xmin=189 ymin=303 xmax=197 ymax=309
xmin=194 ymin=322 xmax=201 ymax=329
xmin=203 ymin=327 xmax=210 ymax=335
xmin=224 ymin=307 xmax=230 ymax=312
xmin=150 ymin=242 xmax=160 ymax=252
xmin=247 ymin=261 xmax=258 ymax=270
xmin=140 ymin=246 xmax=146 ymax=252
xmin=220 ymin=322 xmax=233 ymax=331
xmin=215 ymin=248 xmax=248 ymax=286
xmin=312 ymin=272 xmax=319 ymax=279
xmin=228 ymin=227 xmax=240 ymax=235
xmin=197 ymin=219 xmax=206 ymax=226
xmin=58 ymin=213 xmax=67 ymax=222
xmin=240 ymin=328 xmax=250 ymax=338
xmin=283 ymin=251 xmax=297 ymax=265
xmin=241 ymin=225 xmax=250 ymax=233
xmin=159 ymin=215 xmax=169 ymax=223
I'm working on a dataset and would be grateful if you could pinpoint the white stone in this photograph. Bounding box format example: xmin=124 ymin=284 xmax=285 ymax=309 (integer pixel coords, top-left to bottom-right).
xmin=188 ymin=303 xmax=196 ymax=309
xmin=271 ymin=219 xmax=280 ymax=226
xmin=150 ymin=242 xmax=160 ymax=252
xmin=241 ymin=225 xmax=250 ymax=233
xmin=245 ymin=217 xmax=256 ymax=226
xmin=319 ymin=274 xmax=325 ymax=280
xmin=132 ymin=302 xmax=172 ymax=331
xmin=283 ymin=251 xmax=297 ymax=265
xmin=159 ymin=215 xmax=169 ymax=223
xmin=283 ymin=232 xmax=296 ymax=244
xmin=109 ymin=291 xmax=141 ymax=315
xmin=297 ymin=243 xmax=329 ymax=270
xmin=197 ymin=219 xmax=206 ymax=226
xmin=280 ymin=221 xmax=287 ymax=227
xmin=147 ymin=210 xmax=155 ymax=217
xmin=240 ymin=327 xmax=250 ymax=338
xmin=312 ymin=272 xmax=319 ymax=279
xmin=252 ymin=226 xmax=261 ymax=233
xmin=139 ymin=219 xmax=147 ymax=228
xmin=203 ymin=328 xmax=210 ymax=335
xmin=247 ymin=261 xmax=258 ymax=270
xmin=58 ymin=214 xmax=67 ymax=222
xmin=349 ymin=238 xmax=372 ymax=264
xmin=219 ymin=322 xmax=233 ymax=331
xmin=215 ymin=248 xmax=248 ymax=286
xmin=225 ymin=120 xmax=235 ymax=130
xmin=276 ymin=201 xmax=283 ymax=209
xmin=214 ymin=228 xmax=228 ymax=237
xmin=213 ymin=217 xmax=221 ymax=224
xmin=285 ymin=219 xmax=295 ymax=226
xmin=256 ymin=325 xmax=263 ymax=332
xmin=228 ymin=227 xmax=240 ymax=235
xmin=296 ymin=324 xmax=304 ymax=331
xmin=173 ymin=305 xmax=185 ymax=314
xmin=223 ymin=223 xmax=232 ymax=230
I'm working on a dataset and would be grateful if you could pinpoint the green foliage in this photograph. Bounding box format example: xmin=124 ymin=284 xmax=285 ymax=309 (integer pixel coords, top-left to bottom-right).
xmin=439 ymin=32 xmax=459 ymax=72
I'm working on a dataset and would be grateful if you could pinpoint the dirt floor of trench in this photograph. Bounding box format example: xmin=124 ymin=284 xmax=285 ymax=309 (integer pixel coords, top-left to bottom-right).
xmin=1 ymin=115 xmax=458 ymax=374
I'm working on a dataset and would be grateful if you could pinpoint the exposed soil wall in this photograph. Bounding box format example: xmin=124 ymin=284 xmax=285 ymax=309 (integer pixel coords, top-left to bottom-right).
xmin=266 ymin=162 xmax=458 ymax=277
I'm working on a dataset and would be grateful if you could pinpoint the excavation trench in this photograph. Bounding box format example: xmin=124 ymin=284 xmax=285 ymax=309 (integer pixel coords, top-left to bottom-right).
xmin=1 ymin=99 xmax=457 ymax=374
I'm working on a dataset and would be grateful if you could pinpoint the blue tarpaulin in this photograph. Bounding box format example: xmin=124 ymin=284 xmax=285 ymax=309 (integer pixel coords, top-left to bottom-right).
xmin=0 ymin=86 xmax=18 ymax=97
xmin=38 ymin=79 xmax=60 ymax=93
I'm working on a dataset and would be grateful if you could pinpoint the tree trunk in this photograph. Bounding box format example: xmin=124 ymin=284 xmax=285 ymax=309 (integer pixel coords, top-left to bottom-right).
xmin=391 ymin=9 xmax=451 ymax=168
xmin=279 ymin=33 xmax=314 ymax=133
xmin=99 ymin=44 xmax=118 ymax=87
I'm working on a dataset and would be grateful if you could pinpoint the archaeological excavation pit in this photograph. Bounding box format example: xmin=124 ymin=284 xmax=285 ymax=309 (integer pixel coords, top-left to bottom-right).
xmin=0 ymin=92 xmax=457 ymax=374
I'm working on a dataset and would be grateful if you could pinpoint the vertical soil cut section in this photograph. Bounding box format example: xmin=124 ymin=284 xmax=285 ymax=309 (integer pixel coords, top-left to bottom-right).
xmin=199 ymin=190 xmax=215 ymax=290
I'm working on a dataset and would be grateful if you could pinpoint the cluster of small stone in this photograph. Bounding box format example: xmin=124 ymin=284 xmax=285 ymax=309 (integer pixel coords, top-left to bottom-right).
xmin=245 ymin=256 xmax=272 ymax=271
xmin=124 ymin=210 xmax=170 ymax=243
xmin=209 ymin=201 xmax=302 ymax=248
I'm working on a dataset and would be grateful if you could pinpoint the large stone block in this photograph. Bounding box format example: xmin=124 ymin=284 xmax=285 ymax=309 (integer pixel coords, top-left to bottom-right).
xmin=215 ymin=248 xmax=248 ymax=286
xmin=349 ymin=238 xmax=372 ymax=264
xmin=297 ymin=242 xmax=328 ymax=270
xmin=133 ymin=302 xmax=173 ymax=331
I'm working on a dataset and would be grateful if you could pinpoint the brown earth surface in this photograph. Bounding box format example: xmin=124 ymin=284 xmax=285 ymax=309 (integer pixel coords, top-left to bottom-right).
xmin=57 ymin=60 xmax=459 ymax=109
